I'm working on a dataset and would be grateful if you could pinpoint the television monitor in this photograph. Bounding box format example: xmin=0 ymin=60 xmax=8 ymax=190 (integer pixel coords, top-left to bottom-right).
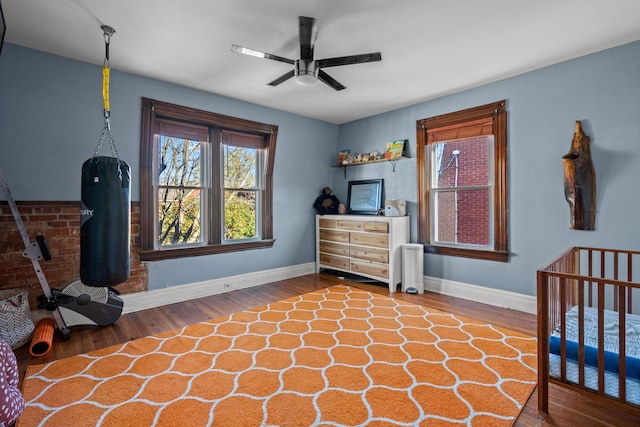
xmin=347 ymin=179 xmax=384 ymax=215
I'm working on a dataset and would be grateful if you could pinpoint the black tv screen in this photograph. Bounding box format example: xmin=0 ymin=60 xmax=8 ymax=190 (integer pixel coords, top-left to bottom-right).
xmin=347 ymin=179 xmax=384 ymax=215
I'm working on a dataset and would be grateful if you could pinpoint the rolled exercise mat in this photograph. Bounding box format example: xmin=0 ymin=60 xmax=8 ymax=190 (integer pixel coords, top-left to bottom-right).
xmin=29 ymin=317 xmax=56 ymax=357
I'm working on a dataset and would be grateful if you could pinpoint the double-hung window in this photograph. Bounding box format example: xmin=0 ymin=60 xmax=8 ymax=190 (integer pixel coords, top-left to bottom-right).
xmin=140 ymin=98 xmax=277 ymax=261
xmin=416 ymin=100 xmax=509 ymax=262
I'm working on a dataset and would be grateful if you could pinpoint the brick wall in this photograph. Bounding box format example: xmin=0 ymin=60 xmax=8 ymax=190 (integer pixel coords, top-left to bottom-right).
xmin=436 ymin=137 xmax=490 ymax=245
xmin=0 ymin=201 xmax=147 ymax=309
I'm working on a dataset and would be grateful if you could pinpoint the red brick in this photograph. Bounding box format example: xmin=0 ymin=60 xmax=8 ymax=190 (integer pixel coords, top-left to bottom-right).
xmin=0 ymin=201 xmax=147 ymax=309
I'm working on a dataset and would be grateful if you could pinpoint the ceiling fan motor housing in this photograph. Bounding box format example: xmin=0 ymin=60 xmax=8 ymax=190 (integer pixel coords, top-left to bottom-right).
xmin=294 ymin=59 xmax=318 ymax=85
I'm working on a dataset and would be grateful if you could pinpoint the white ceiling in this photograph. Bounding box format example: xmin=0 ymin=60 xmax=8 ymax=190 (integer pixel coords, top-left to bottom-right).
xmin=3 ymin=0 xmax=640 ymax=124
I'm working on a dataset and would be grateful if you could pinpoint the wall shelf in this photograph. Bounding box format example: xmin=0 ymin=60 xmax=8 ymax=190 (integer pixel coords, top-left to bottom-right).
xmin=333 ymin=156 xmax=409 ymax=178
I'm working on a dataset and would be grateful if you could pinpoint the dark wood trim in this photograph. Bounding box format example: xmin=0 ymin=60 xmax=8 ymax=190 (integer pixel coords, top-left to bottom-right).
xmin=262 ymin=127 xmax=278 ymax=240
xmin=424 ymin=244 xmax=510 ymax=262
xmin=139 ymin=98 xmax=278 ymax=258
xmin=210 ymin=128 xmax=222 ymax=244
xmin=140 ymin=99 xmax=155 ymax=251
xmin=143 ymin=98 xmax=277 ymax=134
xmin=416 ymin=100 xmax=509 ymax=262
xmin=416 ymin=121 xmax=429 ymax=252
xmin=139 ymin=239 xmax=275 ymax=261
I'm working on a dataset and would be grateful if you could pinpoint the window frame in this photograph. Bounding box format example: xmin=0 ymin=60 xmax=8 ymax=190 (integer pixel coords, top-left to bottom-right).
xmin=139 ymin=98 xmax=277 ymax=261
xmin=416 ymin=100 xmax=509 ymax=262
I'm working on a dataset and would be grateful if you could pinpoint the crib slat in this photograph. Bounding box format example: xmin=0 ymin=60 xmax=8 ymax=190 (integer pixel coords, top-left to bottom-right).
xmin=536 ymin=269 xmax=550 ymax=414
xmin=619 ymin=285 xmax=627 ymax=402
xmin=614 ymin=251 xmax=619 ymax=312
xmin=629 ymin=253 xmax=634 ymax=313
xmin=587 ymin=249 xmax=593 ymax=307
xmin=597 ymin=280 xmax=605 ymax=395
xmin=560 ymin=277 xmax=567 ymax=381
xmin=578 ymin=282 xmax=585 ymax=388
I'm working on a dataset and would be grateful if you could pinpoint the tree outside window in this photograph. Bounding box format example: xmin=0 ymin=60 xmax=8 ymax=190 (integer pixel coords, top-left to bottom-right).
xmin=157 ymin=135 xmax=204 ymax=246
xmin=140 ymin=98 xmax=277 ymax=261
xmin=223 ymin=144 xmax=259 ymax=241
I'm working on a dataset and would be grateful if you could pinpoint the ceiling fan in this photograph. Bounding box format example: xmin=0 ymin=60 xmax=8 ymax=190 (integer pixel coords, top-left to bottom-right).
xmin=231 ymin=16 xmax=381 ymax=91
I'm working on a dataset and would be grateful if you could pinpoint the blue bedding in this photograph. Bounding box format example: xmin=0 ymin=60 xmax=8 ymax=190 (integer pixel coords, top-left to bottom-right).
xmin=549 ymin=335 xmax=640 ymax=380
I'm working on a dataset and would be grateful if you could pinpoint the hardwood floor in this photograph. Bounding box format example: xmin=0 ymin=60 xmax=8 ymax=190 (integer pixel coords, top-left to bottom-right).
xmin=14 ymin=273 xmax=640 ymax=426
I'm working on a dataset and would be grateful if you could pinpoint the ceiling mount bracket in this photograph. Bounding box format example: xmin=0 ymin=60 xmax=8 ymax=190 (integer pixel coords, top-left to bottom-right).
xmin=101 ymin=25 xmax=115 ymax=38
xmin=101 ymin=25 xmax=115 ymax=63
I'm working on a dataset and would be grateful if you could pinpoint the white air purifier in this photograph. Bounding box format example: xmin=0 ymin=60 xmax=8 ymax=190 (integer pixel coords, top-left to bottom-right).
xmin=402 ymin=243 xmax=424 ymax=294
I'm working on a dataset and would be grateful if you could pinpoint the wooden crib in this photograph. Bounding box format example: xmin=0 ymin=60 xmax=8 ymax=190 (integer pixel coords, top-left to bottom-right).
xmin=537 ymin=246 xmax=640 ymax=414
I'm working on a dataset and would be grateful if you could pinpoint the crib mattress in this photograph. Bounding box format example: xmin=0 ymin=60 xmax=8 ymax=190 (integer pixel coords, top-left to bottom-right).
xmin=549 ymin=306 xmax=640 ymax=404
xmin=549 ymin=354 xmax=640 ymax=405
xmin=554 ymin=306 xmax=640 ymax=356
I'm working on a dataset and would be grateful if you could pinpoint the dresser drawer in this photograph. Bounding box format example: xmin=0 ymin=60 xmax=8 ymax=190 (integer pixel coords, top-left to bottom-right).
xmin=337 ymin=220 xmax=364 ymax=231
xmin=319 ymin=253 xmax=350 ymax=270
xmin=350 ymin=246 xmax=388 ymax=264
xmin=319 ymin=229 xmax=349 ymax=243
xmin=350 ymin=232 xmax=389 ymax=248
xmin=351 ymin=260 xmax=389 ymax=279
xmin=318 ymin=218 xmax=337 ymax=229
xmin=320 ymin=241 xmax=349 ymax=257
xmin=364 ymin=221 xmax=388 ymax=233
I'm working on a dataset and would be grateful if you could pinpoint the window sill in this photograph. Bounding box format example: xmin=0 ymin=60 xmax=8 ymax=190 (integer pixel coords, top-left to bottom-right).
xmin=424 ymin=245 xmax=510 ymax=262
xmin=139 ymin=239 xmax=275 ymax=261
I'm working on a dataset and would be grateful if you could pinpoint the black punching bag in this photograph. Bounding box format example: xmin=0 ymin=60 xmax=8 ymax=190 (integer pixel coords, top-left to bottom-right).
xmin=80 ymin=156 xmax=131 ymax=287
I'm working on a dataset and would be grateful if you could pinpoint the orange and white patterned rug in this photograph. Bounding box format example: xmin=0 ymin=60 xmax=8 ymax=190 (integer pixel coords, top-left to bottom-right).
xmin=19 ymin=285 xmax=537 ymax=426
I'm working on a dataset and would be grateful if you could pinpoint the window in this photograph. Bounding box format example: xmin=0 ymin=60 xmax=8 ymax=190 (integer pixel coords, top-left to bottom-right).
xmin=140 ymin=98 xmax=277 ymax=261
xmin=416 ymin=100 xmax=509 ymax=262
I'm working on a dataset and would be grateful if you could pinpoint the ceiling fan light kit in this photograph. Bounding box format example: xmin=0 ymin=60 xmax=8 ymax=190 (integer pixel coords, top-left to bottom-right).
xmin=232 ymin=16 xmax=381 ymax=91
xmin=294 ymin=60 xmax=318 ymax=86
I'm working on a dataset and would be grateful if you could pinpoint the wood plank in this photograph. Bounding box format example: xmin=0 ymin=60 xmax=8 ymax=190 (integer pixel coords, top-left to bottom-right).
xmin=337 ymin=220 xmax=364 ymax=231
xmin=363 ymin=221 xmax=388 ymax=233
xmin=319 ymin=229 xmax=349 ymax=243
xmin=350 ymin=246 xmax=388 ymax=263
xmin=350 ymin=231 xmax=389 ymax=248
xmin=350 ymin=259 xmax=389 ymax=279
xmin=319 ymin=253 xmax=350 ymax=270
xmin=13 ymin=273 xmax=640 ymax=426
xmin=319 ymin=240 xmax=349 ymax=256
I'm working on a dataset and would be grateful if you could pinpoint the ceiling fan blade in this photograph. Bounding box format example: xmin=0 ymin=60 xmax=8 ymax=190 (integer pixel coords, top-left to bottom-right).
xmin=299 ymin=16 xmax=317 ymax=61
xmin=231 ymin=44 xmax=294 ymax=65
xmin=268 ymin=70 xmax=295 ymax=86
xmin=318 ymin=69 xmax=346 ymax=91
xmin=316 ymin=52 xmax=382 ymax=68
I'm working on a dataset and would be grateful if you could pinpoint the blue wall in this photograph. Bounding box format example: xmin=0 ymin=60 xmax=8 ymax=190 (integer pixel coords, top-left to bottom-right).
xmin=335 ymin=40 xmax=640 ymax=296
xmin=0 ymin=44 xmax=338 ymax=290
xmin=2 ymin=41 xmax=639 ymax=297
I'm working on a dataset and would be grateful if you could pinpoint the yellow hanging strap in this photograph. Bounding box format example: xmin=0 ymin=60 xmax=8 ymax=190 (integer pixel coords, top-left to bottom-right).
xmin=93 ymin=25 xmax=121 ymax=161
xmin=102 ymin=66 xmax=110 ymax=112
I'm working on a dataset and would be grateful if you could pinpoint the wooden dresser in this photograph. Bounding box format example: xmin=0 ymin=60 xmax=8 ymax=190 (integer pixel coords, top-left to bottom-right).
xmin=315 ymin=214 xmax=410 ymax=292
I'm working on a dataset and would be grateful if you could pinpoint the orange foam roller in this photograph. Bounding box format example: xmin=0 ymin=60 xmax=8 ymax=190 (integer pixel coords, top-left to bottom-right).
xmin=29 ymin=317 xmax=56 ymax=357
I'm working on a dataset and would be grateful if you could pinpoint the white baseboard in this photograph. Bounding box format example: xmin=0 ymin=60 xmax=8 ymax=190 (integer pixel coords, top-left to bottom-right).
xmin=33 ymin=268 xmax=535 ymax=324
xmin=423 ymin=275 xmax=536 ymax=315
xmin=122 ymin=267 xmax=535 ymax=316
xmin=120 ymin=262 xmax=316 ymax=314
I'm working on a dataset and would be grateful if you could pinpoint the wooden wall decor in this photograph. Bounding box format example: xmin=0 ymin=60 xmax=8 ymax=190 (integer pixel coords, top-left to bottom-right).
xmin=562 ymin=120 xmax=596 ymax=230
